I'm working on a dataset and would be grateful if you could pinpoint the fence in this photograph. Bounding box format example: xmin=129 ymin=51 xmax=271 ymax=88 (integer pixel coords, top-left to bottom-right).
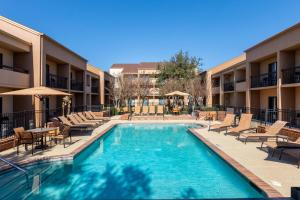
xmin=198 ymin=105 xmax=300 ymax=129
xmin=0 ymin=105 xmax=113 ymax=139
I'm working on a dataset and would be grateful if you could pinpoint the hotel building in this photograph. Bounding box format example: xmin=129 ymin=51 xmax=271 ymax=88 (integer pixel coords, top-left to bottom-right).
xmin=207 ymin=22 xmax=300 ymax=127
xmin=0 ymin=16 xmax=105 ymax=119
xmin=109 ymin=62 xmax=161 ymax=105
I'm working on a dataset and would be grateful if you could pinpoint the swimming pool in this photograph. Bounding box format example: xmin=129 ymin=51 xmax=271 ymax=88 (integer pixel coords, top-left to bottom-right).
xmin=0 ymin=123 xmax=265 ymax=199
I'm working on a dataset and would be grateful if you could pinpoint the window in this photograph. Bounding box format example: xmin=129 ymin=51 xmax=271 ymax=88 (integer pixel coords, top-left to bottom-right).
xmin=0 ymin=53 xmax=3 ymax=66
xmin=268 ymin=62 xmax=277 ymax=73
xmin=86 ymin=75 xmax=91 ymax=86
xmin=0 ymin=97 xmax=2 ymax=114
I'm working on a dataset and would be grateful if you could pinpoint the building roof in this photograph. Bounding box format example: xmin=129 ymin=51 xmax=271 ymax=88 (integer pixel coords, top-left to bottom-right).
xmin=209 ymin=54 xmax=246 ymax=75
xmin=245 ymin=22 xmax=300 ymax=52
xmin=111 ymin=62 xmax=159 ymax=73
xmin=0 ymin=16 xmax=87 ymax=62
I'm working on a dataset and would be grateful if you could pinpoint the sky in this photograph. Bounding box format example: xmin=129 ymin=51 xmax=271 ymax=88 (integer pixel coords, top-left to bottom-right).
xmin=1 ymin=0 xmax=300 ymax=71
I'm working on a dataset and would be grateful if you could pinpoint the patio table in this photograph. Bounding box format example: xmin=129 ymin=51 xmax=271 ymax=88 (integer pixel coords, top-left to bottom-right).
xmin=26 ymin=127 xmax=58 ymax=149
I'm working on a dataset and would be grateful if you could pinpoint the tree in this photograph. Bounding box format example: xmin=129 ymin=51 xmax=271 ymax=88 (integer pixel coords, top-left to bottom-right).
xmin=185 ymin=74 xmax=207 ymax=111
xmin=157 ymin=50 xmax=201 ymax=85
xmin=134 ymin=76 xmax=151 ymax=107
xmin=108 ymin=76 xmax=122 ymax=109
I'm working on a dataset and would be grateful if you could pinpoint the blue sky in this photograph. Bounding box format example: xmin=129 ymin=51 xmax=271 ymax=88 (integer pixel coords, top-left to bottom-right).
xmin=1 ymin=0 xmax=300 ymax=71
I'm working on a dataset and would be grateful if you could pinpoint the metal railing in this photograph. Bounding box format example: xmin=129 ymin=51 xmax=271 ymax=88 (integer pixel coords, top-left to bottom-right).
xmin=212 ymin=79 xmax=220 ymax=88
xmin=197 ymin=105 xmax=300 ymax=129
xmin=224 ymin=82 xmax=234 ymax=92
xmin=282 ymin=66 xmax=300 ymax=84
xmin=71 ymin=80 xmax=84 ymax=91
xmin=46 ymin=74 xmax=68 ymax=89
xmin=251 ymin=72 xmax=277 ymax=88
xmin=0 ymin=64 xmax=28 ymax=74
xmin=91 ymin=86 xmax=99 ymax=93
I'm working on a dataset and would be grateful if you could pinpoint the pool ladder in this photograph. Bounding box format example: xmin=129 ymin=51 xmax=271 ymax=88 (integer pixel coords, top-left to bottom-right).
xmin=0 ymin=157 xmax=30 ymax=187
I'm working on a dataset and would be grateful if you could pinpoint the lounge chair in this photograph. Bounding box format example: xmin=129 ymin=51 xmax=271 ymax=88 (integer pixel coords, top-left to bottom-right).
xmin=68 ymin=114 xmax=97 ymax=127
xmin=208 ymin=114 xmax=235 ymax=133
xmin=51 ymin=125 xmax=71 ymax=148
xmin=58 ymin=116 xmax=93 ymax=131
xmin=76 ymin=112 xmax=102 ymax=125
xmin=142 ymin=106 xmax=149 ymax=115
xmin=157 ymin=105 xmax=164 ymax=119
xmin=281 ymin=148 xmax=300 ymax=168
xmin=14 ymin=127 xmax=41 ymax=155
xmin=133 ymin=106 xmax=141 ymax=115
xmin=85 ymin=111 xmax=110 ymax=121
xmin=239 ymin=120 xmax=288 ymax=144
xmin=263 ymin=137 xmax=300 ymax=158
xmin=149 ymin=106 xmax=156 ymax=115
xmin=227 ymin=114 xmax=254 ymax=137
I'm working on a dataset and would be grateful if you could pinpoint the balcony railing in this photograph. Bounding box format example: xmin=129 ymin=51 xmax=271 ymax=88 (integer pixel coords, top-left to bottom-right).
xmin=224 ymin=82 xmax=234 ymax=92
xmin=282 ymin=66 xmax=300 ymax=84
xmin=91 ymin=86 xmax=99 ymax=93
xmin=0 ymin=64 xmax=28 ymax=74
xmin=71 ymin=80 xmax=83 ymax=91
xmin=251 ymin=72 xmax=277 ymax=88
xmin=46 ymin=73 xmax=68 ymax=89
xmin=212 ymin=80 xmax=220 ymax=88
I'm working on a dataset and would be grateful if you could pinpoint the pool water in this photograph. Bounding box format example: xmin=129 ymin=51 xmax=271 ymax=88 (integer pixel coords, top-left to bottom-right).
xmin=0 ymin=123 xmax=265 ymax=199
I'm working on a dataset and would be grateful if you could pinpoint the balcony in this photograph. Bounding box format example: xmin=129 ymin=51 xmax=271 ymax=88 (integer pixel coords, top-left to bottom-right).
xmin=282 ymin=66 xmax=300 ymax=85
xmin=251 ymin=72 xmax=277 ymax=88
xmin=91 ymin=86 xmax=99 ymax=93
xmin=0 ymin=64 xmax=28 ymax=73
xmin=224 ymin=82 xmax=234 ymax=92
xmin=46 ymin=73 xmax=68 ymax=89
xmin=0 ymin=65 xmax=29 ymax=88
xmin=235 ymin=79 xmax=246 ymax=91
xmin=71 ymin=80 xmax=83 ymax=91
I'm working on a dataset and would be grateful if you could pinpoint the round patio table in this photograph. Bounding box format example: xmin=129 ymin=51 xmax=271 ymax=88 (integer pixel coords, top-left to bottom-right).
xmin=26 ymin=127 xmax=58 ymax=149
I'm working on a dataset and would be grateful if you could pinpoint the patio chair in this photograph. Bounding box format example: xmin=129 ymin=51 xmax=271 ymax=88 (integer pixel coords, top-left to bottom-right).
xmin=149 ymin=106 xmax=156 ymax=115
xmin=76 ymin=113 xmax=102 ymax=125
xmin=157 ymin=105 xmax=164 ymax=119
xmin=51 ymin=125 xmax=71 ymax=148
xmin=58 ymin=116 xmax=93 ymax=131
xmin=142 ymin=106 xmax=149 ymax=115
xmin=239 ymin=120 xmax=288 ymax=144
xmin=208 ymin=114 xmax=235 ymax=133
xmin=227 ymin=114 xmax=254 ymax=137
xmin=14 ymin=127 xmax=41 ymax=155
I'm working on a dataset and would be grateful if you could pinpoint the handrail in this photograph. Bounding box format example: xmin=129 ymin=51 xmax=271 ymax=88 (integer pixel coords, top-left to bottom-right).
xmin=0 ymin=157 xmax=30 ymax=187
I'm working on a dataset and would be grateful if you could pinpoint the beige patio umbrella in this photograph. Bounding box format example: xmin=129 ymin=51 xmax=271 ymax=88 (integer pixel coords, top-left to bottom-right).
xmin=0 ymin=86 xmax=71 ymax=96
xmin=165 ymin=91 xmax=190 ymax=96
xmin=0 ymin=86 xmax=71 ymax=127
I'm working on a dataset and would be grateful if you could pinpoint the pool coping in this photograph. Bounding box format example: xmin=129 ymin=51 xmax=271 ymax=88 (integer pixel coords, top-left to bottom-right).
xmin=189 ymin=128 xmax=283 ymax=198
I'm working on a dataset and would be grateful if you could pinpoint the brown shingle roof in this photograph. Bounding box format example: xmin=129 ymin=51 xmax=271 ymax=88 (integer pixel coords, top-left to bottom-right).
xmin=111 ymin=62 xmax=160 ymax=73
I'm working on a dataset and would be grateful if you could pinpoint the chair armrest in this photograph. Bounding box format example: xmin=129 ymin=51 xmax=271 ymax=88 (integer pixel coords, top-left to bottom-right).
xmin=276 ymin=135 xmax=289 ymax=142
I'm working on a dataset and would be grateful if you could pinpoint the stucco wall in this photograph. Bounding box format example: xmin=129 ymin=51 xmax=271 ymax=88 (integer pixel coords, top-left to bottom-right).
xmin=0 ymin=47 xmax=13 ymax=66
xmin=259 ymin=89 xmax=277 ymax=109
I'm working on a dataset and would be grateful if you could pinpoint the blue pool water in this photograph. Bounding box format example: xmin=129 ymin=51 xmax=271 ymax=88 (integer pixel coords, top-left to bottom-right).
xmin=0 ymin=123 xmax=265 ymax=199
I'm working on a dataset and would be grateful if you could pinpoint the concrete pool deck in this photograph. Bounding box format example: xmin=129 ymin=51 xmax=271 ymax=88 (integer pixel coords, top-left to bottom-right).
xmin=0 ymin=119 xmax=299 ymax=197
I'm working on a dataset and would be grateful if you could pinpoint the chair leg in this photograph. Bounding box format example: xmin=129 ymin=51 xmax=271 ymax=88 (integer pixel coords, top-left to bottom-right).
xmin=17 ymin=144 xmax=19 ymax=155
xmin=279 ymin=149 xmax=284 ymax=160
xmin=244 ymin=137 xmax=248 ymax=144
xmin=261 ymin=141 xmax=265 ymax=148
xmin=271 ymin=149 xmax=275 ymax=157
xmin=63 ymin=139 xmax=65 ymax=148
xmin=31 ymin=143 xmax=34 ymax=155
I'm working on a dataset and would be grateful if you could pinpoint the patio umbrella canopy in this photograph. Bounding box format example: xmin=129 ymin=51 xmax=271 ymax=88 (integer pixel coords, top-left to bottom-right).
xmin=165 ymin=91 xmax=190 ymax=96
xmin=0 ymin=86 xmax=71 ymax=96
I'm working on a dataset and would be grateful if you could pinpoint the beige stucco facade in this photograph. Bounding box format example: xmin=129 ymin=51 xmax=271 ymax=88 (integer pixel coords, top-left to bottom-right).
xmin=0 ymin=16 xmax=105 ymax=117
xmin=207 ymin=22 xmax=300 ymax=126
